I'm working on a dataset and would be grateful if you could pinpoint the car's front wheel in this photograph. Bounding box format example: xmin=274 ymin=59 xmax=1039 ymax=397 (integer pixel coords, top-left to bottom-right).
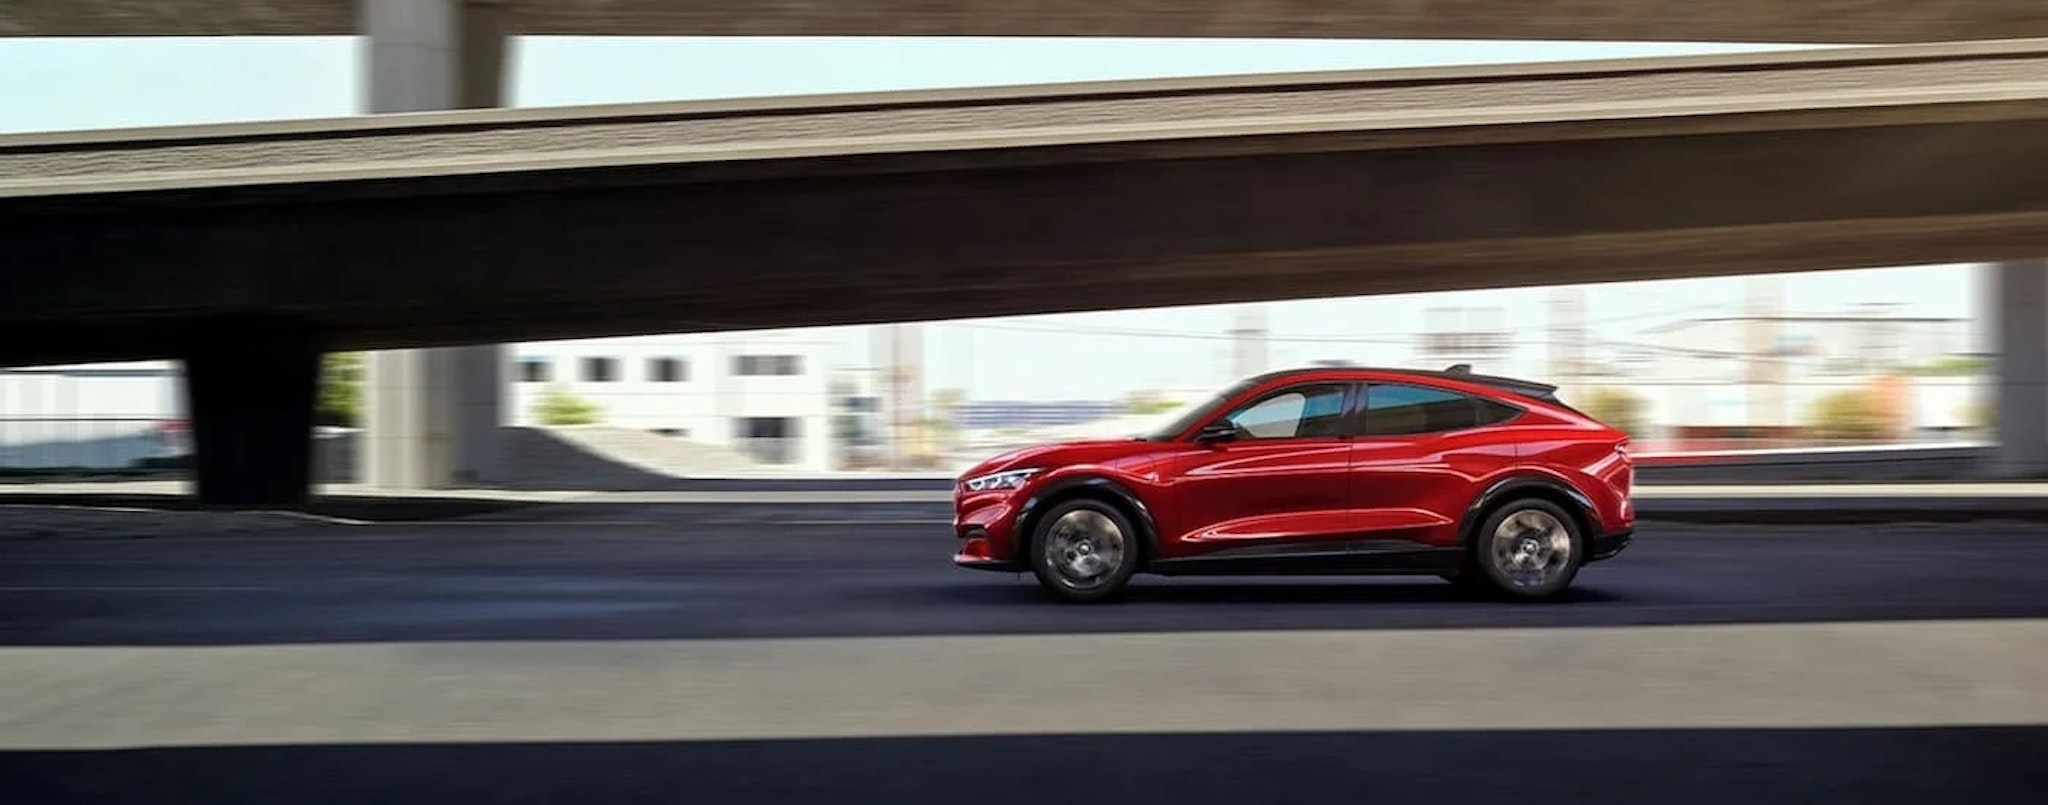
xmin=1027 ymin=498 xmax=1140 ymax=603
xmin=1469 ymin=498 xmax=1584 ymax=600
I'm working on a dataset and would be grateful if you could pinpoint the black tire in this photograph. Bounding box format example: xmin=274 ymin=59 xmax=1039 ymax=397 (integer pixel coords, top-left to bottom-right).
xmin=1026 ymin=498 xmax=1141 ymax=603
xmin=1468 ymin=497 xmax=1585 ymax=600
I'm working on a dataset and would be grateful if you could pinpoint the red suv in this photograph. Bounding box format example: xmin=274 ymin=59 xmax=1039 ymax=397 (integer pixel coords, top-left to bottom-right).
xmin=952 ymin=365 xmax=1634 ymax=602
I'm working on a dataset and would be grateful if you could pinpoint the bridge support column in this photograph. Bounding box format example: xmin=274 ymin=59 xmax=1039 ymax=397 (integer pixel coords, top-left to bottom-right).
xmin=1991 ymin=259 xmax=2048 ymax=477
xmin=182 ymin=320 xmax=321 ymax=507
xmin=359 ymin=0 xmax=510 ymax=489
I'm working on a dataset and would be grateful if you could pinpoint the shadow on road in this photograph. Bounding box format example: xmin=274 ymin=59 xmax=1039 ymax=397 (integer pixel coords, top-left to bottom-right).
xmin=4 ymin=520 xmax=2048 ymax=646
xmin=4 ymin=726 xmax=2044 ymax=805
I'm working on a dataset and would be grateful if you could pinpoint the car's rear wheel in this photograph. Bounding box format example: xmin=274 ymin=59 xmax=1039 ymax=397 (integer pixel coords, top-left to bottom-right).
xmin=1469 ymin=498 xmax=1584 ymax=600
xmin=1027 ymin=498 xmax=1140 ymax=603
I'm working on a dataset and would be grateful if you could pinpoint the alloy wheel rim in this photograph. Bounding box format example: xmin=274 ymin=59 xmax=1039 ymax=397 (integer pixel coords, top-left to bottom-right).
xmin=1490 ymin=509 xmax=1573 ymax=588
xmin=1043 ymin=509 xmax=1127 ymax=589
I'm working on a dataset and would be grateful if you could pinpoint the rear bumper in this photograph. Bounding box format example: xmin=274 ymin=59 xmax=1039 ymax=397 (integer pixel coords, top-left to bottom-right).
xmin=1587 ymin=527 xmax=1634 ymax=563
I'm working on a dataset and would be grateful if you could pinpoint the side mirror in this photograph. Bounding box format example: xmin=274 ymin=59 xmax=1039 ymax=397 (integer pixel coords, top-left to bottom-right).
xmin=1193 ymin=421 xmax=1238 ymax=444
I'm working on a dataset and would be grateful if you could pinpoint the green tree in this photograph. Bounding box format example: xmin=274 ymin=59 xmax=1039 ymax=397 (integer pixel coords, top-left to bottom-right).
xmin=1576 ymin=387 xmax=1648 ymax=438
xmin=1902 ymin=355 xmax=1989 ymax=377
xmin=534 ymin=384 xmax=603 ymax=426
xmin=930 ymin=388 xmax=965 ymax=419
xmin=315 ymin=352 xmax=362 ymax=427
xmin=918 ymin=414 xmax=963 ymax=454
xmin=1808 ymin=388 xmax=1887 ymax=441
xmin=1966 ymin=399 xmax=1994 ymax=434
xmin=1120 ymin=389 xmax=1182 ymax=416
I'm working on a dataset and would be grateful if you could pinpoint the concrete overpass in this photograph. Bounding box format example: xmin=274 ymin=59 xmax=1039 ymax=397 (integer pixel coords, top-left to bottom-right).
xmin=5 ymin=0 xmax=2047 ymax=44
xmin=17 ymin=0 xmax=2046 ymax=507
xmin=9 ymin=39 xmax=2048 ymax=505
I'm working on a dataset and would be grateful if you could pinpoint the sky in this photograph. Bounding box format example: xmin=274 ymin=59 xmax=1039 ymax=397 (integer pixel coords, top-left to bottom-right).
xmin=0 ymin=35 xmax=1985 ymax=400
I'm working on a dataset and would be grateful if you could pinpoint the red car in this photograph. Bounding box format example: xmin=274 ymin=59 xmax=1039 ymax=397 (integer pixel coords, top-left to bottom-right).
xmin=952 ymin=365 xmax=1634 ymax=602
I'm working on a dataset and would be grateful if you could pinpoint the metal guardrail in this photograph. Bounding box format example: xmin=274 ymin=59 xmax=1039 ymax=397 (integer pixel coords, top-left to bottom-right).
xmin=1633 ymin=442 xmax=1989 ymax=483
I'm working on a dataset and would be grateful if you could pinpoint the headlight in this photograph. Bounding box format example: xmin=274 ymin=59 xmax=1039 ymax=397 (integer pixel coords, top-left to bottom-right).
xmin=961 ymin=468 xmax=1040 ymax=493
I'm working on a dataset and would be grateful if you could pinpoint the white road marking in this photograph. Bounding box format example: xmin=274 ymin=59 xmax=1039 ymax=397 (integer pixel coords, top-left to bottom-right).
xmin=702 ymin=518 xmax=952 ymax=526
xmin=1 ymin=619 xmax=2044 ymax=750
xmin=0 ymin=585 xmax=277 ymax=593
xmin=389 ymin=520 xmax=666 ymax=527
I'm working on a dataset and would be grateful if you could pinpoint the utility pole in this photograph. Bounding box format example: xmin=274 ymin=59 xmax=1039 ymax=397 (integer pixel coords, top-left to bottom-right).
xmin=1745 ymin=275 xmax=1785 ymax=437
xmin=1547 ymin=287 xmax=1587 ymax=399
xmin=872 ymin=323 xmax=925 ymax=470
xmin=1227 ymin=304 xmax=1269 ymax=379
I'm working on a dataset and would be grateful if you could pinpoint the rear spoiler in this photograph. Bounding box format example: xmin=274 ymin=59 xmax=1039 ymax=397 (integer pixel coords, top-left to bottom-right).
xmin=1438 ymin=364 xmax=1572 ymax=409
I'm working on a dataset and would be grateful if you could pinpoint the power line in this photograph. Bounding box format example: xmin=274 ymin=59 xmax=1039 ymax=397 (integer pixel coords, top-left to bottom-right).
xmin=949 ymin=320 xmax=1414 ymax=345
xmin=948 ymin=297 xmax=1742 ymax=342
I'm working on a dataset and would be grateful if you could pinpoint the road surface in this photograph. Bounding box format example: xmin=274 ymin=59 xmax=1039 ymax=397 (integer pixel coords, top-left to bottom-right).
xmin=1 ymin=502 xmax=2044 ymax=803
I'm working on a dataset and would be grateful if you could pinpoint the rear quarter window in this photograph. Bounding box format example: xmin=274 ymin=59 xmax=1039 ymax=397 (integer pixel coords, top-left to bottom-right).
xmin=1472 ymin=397 xmax=1524 ymax=426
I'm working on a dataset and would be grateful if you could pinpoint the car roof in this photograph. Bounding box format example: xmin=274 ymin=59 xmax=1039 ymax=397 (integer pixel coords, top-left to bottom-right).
xmin=1243 ymin=364 xmax=1561 ymax=400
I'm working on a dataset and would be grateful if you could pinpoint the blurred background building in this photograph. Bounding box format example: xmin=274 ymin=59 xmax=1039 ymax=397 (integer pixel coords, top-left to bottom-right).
xmin=506 ymin=330 xmax=837 ymax=471
xmin=0 ymin=270 xmax=1993 ymax=477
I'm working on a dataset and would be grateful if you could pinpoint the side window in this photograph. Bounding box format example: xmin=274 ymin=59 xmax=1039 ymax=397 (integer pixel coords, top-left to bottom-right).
xmin=1472 ymin=398 xmax=1523 ymax=428
xmin=1224 ymin=384 xmax=1349 ymax=439
xmin=1362 ymin=383 xmax=1515 ymax=436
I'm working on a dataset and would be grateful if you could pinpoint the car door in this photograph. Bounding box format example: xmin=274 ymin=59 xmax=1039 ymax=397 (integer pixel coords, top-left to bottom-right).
xmin=1159 ymin=381 xmax=1359 ymax=554
xmin=1349 ymin=382 xmax=1521 ymax=547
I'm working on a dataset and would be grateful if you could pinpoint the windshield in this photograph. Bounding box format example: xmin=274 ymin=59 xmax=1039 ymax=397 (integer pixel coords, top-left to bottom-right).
xmin=1136 ymin=377 xmax=1260 ymax=441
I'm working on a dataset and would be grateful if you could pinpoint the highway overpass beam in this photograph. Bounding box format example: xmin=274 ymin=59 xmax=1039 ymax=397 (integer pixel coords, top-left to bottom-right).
xmin=1992 ymin=260 xmax=2048 ymax=477
xmin=181 ymin=320 xmax=321 ymax=507
xmin=359 ymin=0 xmax=510 ymax=489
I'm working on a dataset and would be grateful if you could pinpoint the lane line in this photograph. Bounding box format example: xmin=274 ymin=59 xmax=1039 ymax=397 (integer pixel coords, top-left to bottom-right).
xmin=701 ymin=518 xmax=952 ymax=526
xmin=0 ymin=585 xmax=279 ymax=592
xmin=383 ymin=520 xmax=666 ymax=527
xmin=2 ymin=619 xmax=2043 ymax=749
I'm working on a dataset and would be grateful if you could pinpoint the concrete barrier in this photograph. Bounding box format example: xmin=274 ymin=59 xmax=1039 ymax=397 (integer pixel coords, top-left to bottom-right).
xmin=1632 ymin=443 xmax=1988 ymax=484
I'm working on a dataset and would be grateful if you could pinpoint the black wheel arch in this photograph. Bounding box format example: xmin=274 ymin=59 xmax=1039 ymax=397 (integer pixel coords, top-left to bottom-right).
xmin=1012 ymin=475 xmax=1163 ymax=567
xmin=1458 ymin=474 xmax=1601 ymax=550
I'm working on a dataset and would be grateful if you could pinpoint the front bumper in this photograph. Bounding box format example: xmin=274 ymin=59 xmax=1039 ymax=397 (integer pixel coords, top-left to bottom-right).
xmin=953 ymin=526 xmax=1025 ymax=572
xmin=952 ymin=484 xmax=1029 ymax=572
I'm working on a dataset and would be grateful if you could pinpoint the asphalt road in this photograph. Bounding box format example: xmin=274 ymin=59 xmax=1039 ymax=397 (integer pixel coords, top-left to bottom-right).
xmin=2 ymin=503 xmax=2046 ymax=804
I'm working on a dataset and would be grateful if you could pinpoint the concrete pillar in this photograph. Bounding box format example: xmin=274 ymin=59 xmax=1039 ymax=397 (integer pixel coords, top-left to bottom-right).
xmin=364 ymin=347 xmax=503 ymax=487
xmin=1991 ymin=260 xmax=2048 ymax=477
xmin=359 ymin=0 xmax=511 ymax=489
xmin=182 ymin=319 xmax=321 ymax=507
xmin=362 ymin=0 xmax=509 ymax=112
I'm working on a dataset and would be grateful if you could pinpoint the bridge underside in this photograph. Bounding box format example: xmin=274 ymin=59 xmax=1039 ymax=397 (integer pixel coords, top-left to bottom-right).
xmin=11 ymin=34 xmax=2048 ymax=504
xmin=9 ymin=115 xmax=2048 ymax=368
xmin=3 ymin=0 xmax=2046 ymax=43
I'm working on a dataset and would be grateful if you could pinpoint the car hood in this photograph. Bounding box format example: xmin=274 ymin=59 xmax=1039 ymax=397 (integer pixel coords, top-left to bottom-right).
xmin=958 ymin=438 xmax=1164 ymax=480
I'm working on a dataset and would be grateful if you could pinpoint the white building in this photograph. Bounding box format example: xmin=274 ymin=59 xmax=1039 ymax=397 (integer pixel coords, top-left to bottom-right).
xmin=507 ymin=329 xmax=838 ymax=471
xmin=1634 ymin=314 xmax=1972 ymax=385
xmin=1592 ymin=312 xmax=1985 ymax=443
xmin=0 ymin=361 xmax=185 ymax=469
